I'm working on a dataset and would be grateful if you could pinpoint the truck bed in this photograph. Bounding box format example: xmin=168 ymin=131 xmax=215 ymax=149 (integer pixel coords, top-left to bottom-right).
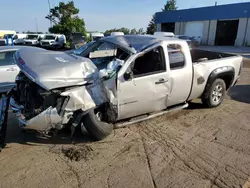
xmin=190 ymin=49 xmax=235 ymax=63
xmin=188 ymin=49 xmax=242 ymax=101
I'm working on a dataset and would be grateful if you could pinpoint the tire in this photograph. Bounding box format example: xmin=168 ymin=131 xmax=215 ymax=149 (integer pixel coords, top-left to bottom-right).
xmin=202 ymin=78 xmax=226 ymax=108
xmin=82 ymin=109 xmax=113 ymax=141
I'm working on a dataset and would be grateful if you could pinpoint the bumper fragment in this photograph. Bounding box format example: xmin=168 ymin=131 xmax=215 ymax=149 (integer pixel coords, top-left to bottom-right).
xmin=10 ymin=98 xmax=63 ymax=131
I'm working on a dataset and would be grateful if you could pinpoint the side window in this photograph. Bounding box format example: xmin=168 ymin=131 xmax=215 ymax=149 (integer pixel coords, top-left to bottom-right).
xmin=167 ymin=44 xmax=185 ymax=70
xmin=0 ymin=51 xmax=16 ymax=66
xmin=132 ymin=46 xmax=166 ymax=77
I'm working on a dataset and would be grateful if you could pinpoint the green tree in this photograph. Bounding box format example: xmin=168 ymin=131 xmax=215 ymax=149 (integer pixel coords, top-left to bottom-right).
xmin=119 ymin=27 xmax=130 ymax=34
xmin=146 ymin=0 xmax=178 ymax=34
xmin=146 ymin=15 xmax=156 ymax=34
xmin=162 ymin=0 xmax=178 ymax=11
xmin=45 ymin=1 xmax=87 ymax=39
xmin=130 ymin=28 xmax=137 ymax=34
xmin=104 ymin=27 xmax=130 ymax=35
xmin=137 ymin=28 xmax=144 ymax=35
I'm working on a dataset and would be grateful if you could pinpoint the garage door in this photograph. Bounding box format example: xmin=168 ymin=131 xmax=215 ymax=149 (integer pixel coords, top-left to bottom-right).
xmin=184 ymin=21 xmax=204 ymax=39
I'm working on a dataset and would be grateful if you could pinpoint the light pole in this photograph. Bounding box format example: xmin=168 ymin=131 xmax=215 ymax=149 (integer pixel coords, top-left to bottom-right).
xmin=35 ymin=17 xmax=38 ymax=33
xmin=48 ymin=0 xmax=52 ymax=27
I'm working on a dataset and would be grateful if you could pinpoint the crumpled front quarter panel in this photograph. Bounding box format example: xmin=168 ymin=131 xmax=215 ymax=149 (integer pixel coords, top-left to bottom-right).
xmin=61 ymin=81 xmax=108 ymax=112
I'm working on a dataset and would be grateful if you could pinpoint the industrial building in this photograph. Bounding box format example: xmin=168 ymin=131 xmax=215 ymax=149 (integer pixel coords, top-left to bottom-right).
xmin=155 ymin=2 xmax=250 ymax=46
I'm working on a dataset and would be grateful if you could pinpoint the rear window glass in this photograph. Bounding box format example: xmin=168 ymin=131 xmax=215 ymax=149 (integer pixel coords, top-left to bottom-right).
xmin=167 ymin=44 xmax=185 ymax=70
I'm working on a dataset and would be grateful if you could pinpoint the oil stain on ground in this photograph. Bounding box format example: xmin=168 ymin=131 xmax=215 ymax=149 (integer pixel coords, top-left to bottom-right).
xmin=62 ymin=145 xmax=94 ymax=161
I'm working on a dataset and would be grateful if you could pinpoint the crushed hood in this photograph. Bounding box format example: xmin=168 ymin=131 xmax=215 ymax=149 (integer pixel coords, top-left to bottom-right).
xmin=15 ymin=47 xmax=99 ymax=90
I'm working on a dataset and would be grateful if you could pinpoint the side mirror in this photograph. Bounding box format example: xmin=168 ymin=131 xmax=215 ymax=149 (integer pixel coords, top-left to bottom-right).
xmin=124 ymin=71 xmax=132 ymax=81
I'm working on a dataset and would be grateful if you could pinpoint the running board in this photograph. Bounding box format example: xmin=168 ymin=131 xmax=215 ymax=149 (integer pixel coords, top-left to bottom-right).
xmin=114 ymin=103 xmax=189 ymax=129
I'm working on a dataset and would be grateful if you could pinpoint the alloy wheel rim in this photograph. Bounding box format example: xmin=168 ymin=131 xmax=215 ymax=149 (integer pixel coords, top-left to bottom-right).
xmin=212 ymin=84 xmax=223 ymax=103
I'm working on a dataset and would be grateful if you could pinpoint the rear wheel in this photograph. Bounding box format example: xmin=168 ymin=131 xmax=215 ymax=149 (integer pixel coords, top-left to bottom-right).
xmin=202 ymin=78 xmax=226 ymax=108
xmin=82 ymin=109 xmax=113 ymax=141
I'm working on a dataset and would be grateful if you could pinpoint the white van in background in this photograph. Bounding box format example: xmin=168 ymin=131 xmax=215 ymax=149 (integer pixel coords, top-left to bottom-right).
xmin=13 ymin=34 xmax=27 ymax=45
xmin=110 ymin=32 xmax=124 ymax=36
xmin=90 ymin=32 xmax=104 ymax=41
xmin=40 ymin=34 xmax=66 ymax=48
xmin=154 ymin=32 xmax=175 ymax=37
xmin=24 ymin=34 xmax=42 ymax=46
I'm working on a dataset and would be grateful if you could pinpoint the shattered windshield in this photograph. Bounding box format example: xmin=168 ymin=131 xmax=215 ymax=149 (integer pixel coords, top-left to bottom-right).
xmin=80 ymin=40 xmax=130 ymax=71
xmin=74 ymin=41 xmax=95 ymax=55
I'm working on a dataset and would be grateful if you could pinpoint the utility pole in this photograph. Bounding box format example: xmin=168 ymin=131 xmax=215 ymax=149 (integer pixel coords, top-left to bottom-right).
xmin=48 ymin=0 xmax=52 ymax=27
xmin=35 ymin=18 xmax=38 ymax=33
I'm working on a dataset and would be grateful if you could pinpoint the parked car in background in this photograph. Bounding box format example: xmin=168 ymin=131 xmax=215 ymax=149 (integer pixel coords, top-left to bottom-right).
xmin=110 ymin=32 xmax=124 ymax=36
xmin=13 ymin=34 xmax=27 ymax=45
xmin=0 ymin=46 xmax=27 ymax=93
xmin=40 ymin=34 xmax=66 ymax=49
xmin=192 ymin=36 xmax=202 ymax=45
xmin=174 ymin=35 xmax=199 ymax=48
xmin=154 ymin=32 xmax=175 ymax=37
xmin=2 ymin=35 xmax=242 ymax=143
xmin=52 ymin=34 xmax=67 ymax=49
xmin=90 ymin=32 xmax=104 ymax=41
xmin=24 ymin=34 xmax=41 ymax=46
xmin=69 ymin=32 xmax=85 ymax=49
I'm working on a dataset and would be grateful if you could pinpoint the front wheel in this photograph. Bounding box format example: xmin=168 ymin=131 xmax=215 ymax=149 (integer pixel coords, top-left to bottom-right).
xmin=82 ymin=109 xmax=113 ymax=141
xmin=202 ymin=78 xmax=226 ymax=108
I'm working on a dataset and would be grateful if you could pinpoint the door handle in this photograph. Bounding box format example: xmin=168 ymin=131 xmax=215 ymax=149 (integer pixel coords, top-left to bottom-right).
xmin=6 ymin=68 xmax=15 ymax=72
xmin=155 ymin=78 xmax=168 ymax=84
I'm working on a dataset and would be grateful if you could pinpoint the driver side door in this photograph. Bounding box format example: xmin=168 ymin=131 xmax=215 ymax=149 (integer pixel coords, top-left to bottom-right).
xmin=117 ymin=46 xmax=171 ymax=120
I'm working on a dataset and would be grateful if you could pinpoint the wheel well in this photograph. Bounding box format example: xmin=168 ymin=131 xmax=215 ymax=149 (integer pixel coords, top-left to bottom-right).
xmin=217 ymin=75 xmax=234 ymax=90
xmin=202 ymin=70 xmax=235 ymax=99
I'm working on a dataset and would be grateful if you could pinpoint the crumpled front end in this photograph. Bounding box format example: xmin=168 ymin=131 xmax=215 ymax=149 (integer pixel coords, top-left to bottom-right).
xmin=11 ymin=99 xmax=63 ymax=131
xmin=10 ymin=70 xmax=111 ymax=132
xmin=10 ymin=48 xmax=124 ymax=132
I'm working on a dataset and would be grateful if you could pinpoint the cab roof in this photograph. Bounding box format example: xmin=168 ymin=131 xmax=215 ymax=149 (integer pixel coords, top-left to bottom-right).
xmin=102 ymin=35 xmax=183 ymax=53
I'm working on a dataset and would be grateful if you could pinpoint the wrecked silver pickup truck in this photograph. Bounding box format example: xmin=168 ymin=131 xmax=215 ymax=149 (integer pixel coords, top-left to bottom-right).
xmin=0 ymin=35 xmax=243 ymax=148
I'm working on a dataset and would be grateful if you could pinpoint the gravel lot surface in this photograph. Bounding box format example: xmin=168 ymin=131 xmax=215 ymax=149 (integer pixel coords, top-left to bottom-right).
xmin=0 ymin=60 xmax=250 ymax=188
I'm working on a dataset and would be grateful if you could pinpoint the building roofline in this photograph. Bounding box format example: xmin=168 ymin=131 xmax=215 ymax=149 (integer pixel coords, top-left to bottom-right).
xmin=155 ymin=2 xmax=250 ymax=23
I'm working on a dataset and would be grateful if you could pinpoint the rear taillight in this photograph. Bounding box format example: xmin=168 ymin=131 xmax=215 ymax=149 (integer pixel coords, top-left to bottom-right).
xmin=18 ymin=57 xmax=25 ymax=65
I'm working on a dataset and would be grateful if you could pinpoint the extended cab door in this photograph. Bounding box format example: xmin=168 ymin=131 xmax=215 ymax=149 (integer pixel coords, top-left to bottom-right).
xmin=0 ymin=50 xmax=19 ymax=93
xmin=117 ymin=46 xmax=171 ymax=120
xmin=165 ymin=42 xmax=193 ymax=106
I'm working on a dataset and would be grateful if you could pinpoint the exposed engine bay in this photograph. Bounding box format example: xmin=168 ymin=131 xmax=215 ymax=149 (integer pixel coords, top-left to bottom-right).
xmin=13 ymin=72 xmax=59 ymax=120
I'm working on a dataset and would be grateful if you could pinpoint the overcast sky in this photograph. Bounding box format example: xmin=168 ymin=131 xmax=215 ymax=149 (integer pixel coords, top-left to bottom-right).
xmin=1 ymin=0 xmax=249 ymax=32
